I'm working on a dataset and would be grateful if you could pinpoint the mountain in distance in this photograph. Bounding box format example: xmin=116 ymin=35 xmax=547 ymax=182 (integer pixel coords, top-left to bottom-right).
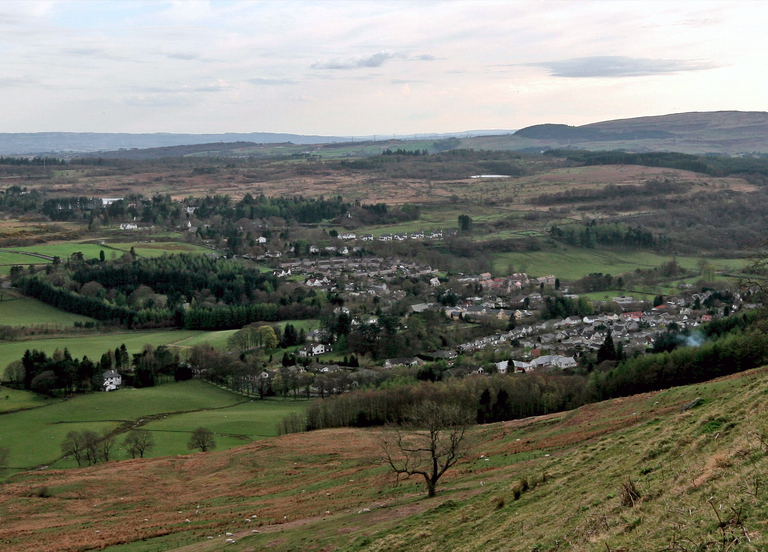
xmin=507 ymin=110 xmax=768 ymax=154
xmin=0 ymin=129 xmax=514 ymax=156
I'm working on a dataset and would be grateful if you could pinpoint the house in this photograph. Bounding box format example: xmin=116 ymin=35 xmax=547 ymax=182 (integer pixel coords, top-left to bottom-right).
xmin=379 ymin=234 xmax=393 ymax=241
xmin=339 ymin=232 xmax=356 ymax=240
xmin=119 ymin=223 xmax=138 ymax=230
xmin=430 ymin=277 xmax=441 ymax=287
xmin=362 ymin=234 xmax=374 ymax=241
xmin=257 ymin=236 xmax=267 ymax=244
xmin=512 ymin=360 xmax=533 ymax=372
xmin=298 ymin=343 xmax=331 ymax=357
xmin=103 ymin=370 xmax=122 ymax=392
xmin=305 ymin=276 xmax=331 ymax=287
xmin=384 ymin=357 xmax=424 ymax=369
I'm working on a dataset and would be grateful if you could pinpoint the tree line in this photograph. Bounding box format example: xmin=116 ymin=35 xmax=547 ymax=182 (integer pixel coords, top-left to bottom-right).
xmin=549 ymin=222 xmax=669 ymax=250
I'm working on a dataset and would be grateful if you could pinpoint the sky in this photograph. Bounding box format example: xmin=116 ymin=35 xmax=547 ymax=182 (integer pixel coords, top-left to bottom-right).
xmin=1 ymin=0 xmax=767 ymax=136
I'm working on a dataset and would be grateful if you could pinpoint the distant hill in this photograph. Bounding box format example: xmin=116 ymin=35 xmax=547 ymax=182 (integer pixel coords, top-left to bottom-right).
xmin=508 ymin=111 xmax=768 ymax=154
xmin=0 ymin=132 xmax=343 ymax=156
xmin=0 ymin=129 xmax=514 ymax=156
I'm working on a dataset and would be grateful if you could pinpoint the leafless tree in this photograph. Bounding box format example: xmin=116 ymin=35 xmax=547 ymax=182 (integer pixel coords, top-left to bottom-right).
xmin=188 ymin=427 xmax=216 ymax=452
xmin=124 ymin=429 xmax=155 ymax=459
xmin=380 ymin=400 xmax=473 ymax=498
xmin=0 ymin=446 xmax=9 ymax=471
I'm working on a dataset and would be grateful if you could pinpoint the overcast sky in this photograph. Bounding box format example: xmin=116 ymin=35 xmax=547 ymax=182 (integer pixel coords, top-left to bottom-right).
xmin=2 ymin=0 xmax=766 ymax=135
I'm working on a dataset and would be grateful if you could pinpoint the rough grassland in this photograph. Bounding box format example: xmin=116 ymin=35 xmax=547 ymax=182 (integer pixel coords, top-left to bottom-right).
xmin=1 ymin=368 xmax=767 ymax=552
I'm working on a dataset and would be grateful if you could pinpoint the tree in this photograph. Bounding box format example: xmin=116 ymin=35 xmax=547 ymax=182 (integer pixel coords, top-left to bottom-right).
xmin=380 ymin=401 xmax=473 ymax=498
xmin=458 ymin=214 xmax=473 ymax=233
xmin=597 ymin=331 xmax=617 ymax=364
xmin=124 ymin=429 xmax=155 ymax=459
xmin=61 ymin=430 xmax=102 ymax=466
xmin=188 ymin=427 xmax=216 ymax=452
xmin=0 ymin=446 xmax=9 ymax=471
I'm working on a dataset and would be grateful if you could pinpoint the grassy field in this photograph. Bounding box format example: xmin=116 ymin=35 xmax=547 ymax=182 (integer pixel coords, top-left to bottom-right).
xmin=0 ymin=329 xmax=229 ymax=364
xmin=0 ymin=386 xmax=55 ymax=412
xmin=0 ymin=380 xmax=306 ymax=471
xmin=104 ymin=241 xmax=214 ymax=258
xmin=141 ymin=398 xmax=307 ymax=456
xmin=0 ymin=293 xmax=95 ymax=326
xmin=0 ymin=250 xmax=52 ymax=274
xmin=492 ymin=245 xmax=746 ymax=279
xmin=1 ymin=366 xmax=767 ymax=551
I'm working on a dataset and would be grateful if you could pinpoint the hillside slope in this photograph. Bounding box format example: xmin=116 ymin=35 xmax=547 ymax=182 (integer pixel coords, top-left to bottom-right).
xmin=2 ymin=368 xmax=767 ymax=552
xmin=507 ymin=111 xmax=768 ymax=154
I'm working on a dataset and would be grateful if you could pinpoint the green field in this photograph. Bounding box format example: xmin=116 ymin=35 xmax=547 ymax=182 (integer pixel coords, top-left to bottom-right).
xmin=0 ymin=294 xmax=95 ymax=326
xmin=0 ymin=250 xmax=52 ymax=275
xmin=104 ymin=241 xmax=214 ymax=258
xmin=0 ymin=330 xmax=231 ymax=366
xmin=0 ymin=380 xmax=307 ymax=471
xmin=0 ymin=386 xmax=54 ymax=412
xmin=140 ymin=398 xmax=306 ymax=456
xmin=7 ymin=243 xmax=113 ymax=260
xmin=2 ymin=241 xmax=212 ymax=262
xmin=492 ymin=245 xmax=746 ymax=280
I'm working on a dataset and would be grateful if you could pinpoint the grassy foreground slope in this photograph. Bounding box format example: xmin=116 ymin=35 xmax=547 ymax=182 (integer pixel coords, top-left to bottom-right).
xmin=2 ymin=368 xmax=767 ymax=552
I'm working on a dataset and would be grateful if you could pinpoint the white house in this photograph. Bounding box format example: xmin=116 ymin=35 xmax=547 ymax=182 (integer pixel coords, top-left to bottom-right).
xmin=298 ymin=343 xmax=331 ymax=357
xmin=103 ymin=370 xmax=122 ymax=392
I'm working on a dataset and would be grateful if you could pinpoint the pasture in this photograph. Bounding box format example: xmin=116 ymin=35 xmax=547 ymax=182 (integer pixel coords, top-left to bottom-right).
xmin=0 ymin=380 xmax=307 ymax=471
xmin=0 ymin=292 xmax=95 ymax=326
xmin=491 ymin=245 xmax=745 ymax=280
xmin=104 ymin=241 xmax=213 ymax=258
xmin=0 ymin=329 xmax=231 ymax=365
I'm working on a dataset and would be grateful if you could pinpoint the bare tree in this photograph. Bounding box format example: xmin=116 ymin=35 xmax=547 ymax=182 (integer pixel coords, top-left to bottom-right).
xmin=124 ymin=429 xmax=155 ymax=459
xmin=188 ymin=427 xmax=216 ymax=452
xmin=98 ymin=431 xmax=116 ymax=462
xmin=0 ymin=446 xmax=9 ymax=471
xmin=61 ymin=430 xmax=114 ymax=466
xmin=380 ymin=400 xmax=473 ymax=498
xmin=61 ymin=431 xmax=87 ymax=467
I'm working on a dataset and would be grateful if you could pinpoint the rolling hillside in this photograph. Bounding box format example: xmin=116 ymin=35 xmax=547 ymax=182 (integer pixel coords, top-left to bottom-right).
xmin=505 ymin=111 xmax=768 ymax=154
xmin=2 ymin=367 xmax=766 ymax=551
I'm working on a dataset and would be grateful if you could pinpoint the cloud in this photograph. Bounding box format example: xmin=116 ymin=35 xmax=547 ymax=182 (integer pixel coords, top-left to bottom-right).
xmin=247 ymin=77 xmax=296 ymax=86
xmin=166 ymin=52 xmax=202 ymax=61
xmin=311 ymin=50 xmax=404 ymax=70
xmin=530 ymin=56 xmax=718 ymax=78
